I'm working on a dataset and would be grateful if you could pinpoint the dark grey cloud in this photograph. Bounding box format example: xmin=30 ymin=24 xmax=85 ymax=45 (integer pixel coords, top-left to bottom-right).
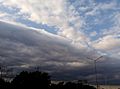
xmin=0 ymin=21 xmax=120 ymax=84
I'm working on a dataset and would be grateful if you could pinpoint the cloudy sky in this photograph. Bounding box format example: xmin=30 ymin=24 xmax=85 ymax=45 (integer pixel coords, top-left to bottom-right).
xmin=0 ymin=0 xmax=120 ymax=84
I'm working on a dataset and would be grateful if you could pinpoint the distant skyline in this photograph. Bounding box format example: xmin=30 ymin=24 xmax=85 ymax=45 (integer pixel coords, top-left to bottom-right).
xmin=0 ymin=0 xmax=120 ymax=84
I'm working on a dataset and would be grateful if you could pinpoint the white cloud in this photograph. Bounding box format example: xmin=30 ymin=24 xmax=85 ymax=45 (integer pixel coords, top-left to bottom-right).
xmin=93 ymin=35 xmax=120 ymax=51
xmin=113 ymin=12 xmax=120 ymax=26
xmin=90 ymin=31 xmax=97 ymax=37
xmin=1 ymin=0 xmax=87 ymax=48
xmin=0 ymin=12 xmax=8 ymax=17
xmin=0 ymin=9 xmax=120 ymax=82
xmin=66 ymin=62 xmax=88 ymax=68
xmin=85 ymin=1 xmax=118 ymax=16
xmin=99 ymin=1 xmax=117 ymax=10
xmin=0 ymin=0 xmax=120 ymax=60
xmin=0 ymin=11 xmax=15 ymax=21
xmin=100 ymin=12 xmax=120 ymax=38
xmin=85 ymin=7 xmax=98 ymax=16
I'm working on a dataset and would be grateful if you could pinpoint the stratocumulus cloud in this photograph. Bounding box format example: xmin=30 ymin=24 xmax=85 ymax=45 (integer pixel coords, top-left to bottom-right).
xmin=0 ymin=0 xmax=120 ymax=84
xmin=0 ymin=21 xmax=120 ymax=84
xmin=0 ymin=0 xmax=120 ymax=58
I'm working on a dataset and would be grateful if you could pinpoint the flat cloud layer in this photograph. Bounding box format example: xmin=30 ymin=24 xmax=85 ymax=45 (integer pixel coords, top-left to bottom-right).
xmin=0 ymin=0 xmax=120 ymax=84
xmin=0 ymin=21 xmax=89 ymax=75
xmin=0 ymin=21 xmax=120 ymax=84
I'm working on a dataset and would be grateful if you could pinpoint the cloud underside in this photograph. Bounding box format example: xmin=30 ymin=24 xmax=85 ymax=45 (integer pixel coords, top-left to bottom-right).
xmin=0 ymin=21 xmax=120 ymax=83
xmin=0 ymin=0 xmax=120 ymax=84
xmin=0 ymin=21 xmax=89 ymax=78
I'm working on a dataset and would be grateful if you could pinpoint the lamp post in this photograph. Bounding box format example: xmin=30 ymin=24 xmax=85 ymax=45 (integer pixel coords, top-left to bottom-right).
xmin=87 ymin=56 xmax=103 ymax=89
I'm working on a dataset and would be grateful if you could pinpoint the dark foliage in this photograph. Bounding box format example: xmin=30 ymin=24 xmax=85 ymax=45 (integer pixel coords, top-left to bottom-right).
xmin=0 ymin=78 xmax=11 ymax=89
xmin=12 ymin=71 xmax=51 ymax=89
xmin=0 ymin=71 xmax=96 ymax=89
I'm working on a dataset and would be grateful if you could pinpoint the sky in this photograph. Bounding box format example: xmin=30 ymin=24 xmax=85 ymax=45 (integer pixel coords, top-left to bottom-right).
xmin=0 ymin=0 xmax=120 ymax=84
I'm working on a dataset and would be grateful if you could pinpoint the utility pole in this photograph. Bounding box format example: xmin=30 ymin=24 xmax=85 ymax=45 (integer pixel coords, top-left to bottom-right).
xmin=87 ymin=56 xmax=103 ymax=89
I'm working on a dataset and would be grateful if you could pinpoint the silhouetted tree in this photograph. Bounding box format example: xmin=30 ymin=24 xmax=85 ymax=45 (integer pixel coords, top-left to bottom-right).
xmin=0 ymin=78 xmax=11 ymax=89
xmin=0 ymin=70 xmax=96 ymax=89
xmin=51 ymin=82 xmax=65 ymax=89
xmin=0 ymin=78 xmax=6 ymax=89
xmin=12 ymin=71 xmax=51 ymax=89
xmin=0 ymin=63 xmax=14 ymax=81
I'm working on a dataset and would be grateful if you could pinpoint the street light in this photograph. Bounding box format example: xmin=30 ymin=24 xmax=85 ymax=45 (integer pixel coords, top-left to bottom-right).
xmin=87 ymin=56 xmax=103 ymax=89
